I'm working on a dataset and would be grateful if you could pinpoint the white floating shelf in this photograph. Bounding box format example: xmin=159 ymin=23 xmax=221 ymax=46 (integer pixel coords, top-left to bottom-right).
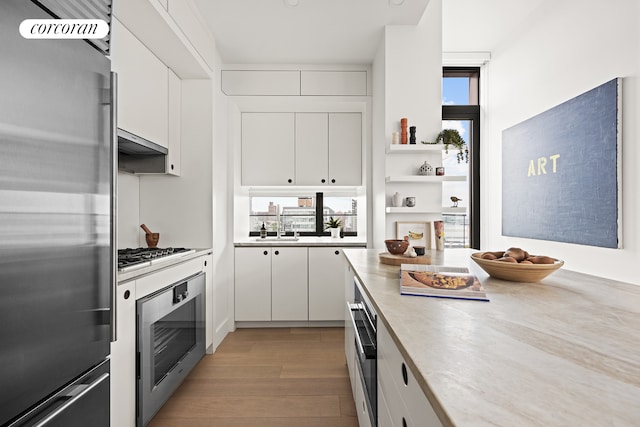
xmin=441 ymin=207 xmax=468 ymax=214
xmin=385 ymin=175 xmax=466 ymax=183
xmin=385 ymin=207 xmax=443 ymax=214
xmin=386 ymin=144 xmax=444 ymax=154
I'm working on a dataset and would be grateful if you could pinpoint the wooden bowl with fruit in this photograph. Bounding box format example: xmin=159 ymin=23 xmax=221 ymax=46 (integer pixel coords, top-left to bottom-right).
xmin=470 ymin=247 xmax=563 ymax=282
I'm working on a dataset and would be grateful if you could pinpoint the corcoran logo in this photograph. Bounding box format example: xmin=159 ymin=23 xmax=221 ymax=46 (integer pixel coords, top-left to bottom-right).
xmin=19 ymin=19 xmax=109 ymax=39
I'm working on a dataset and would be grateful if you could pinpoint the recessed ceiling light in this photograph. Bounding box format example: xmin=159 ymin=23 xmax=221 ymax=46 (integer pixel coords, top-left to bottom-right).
xmin=284 ymin=0 xmax=299 ymax=7
xmin=389 ymin=0 xmax=405 ymax=6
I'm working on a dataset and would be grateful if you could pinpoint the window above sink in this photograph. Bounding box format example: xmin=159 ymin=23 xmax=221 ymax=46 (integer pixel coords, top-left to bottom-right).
xmin=249 ymin=192 xmax=358 ymax=237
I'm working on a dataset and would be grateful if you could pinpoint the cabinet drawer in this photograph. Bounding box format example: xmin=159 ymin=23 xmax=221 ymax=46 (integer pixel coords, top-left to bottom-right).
xmin=378 ymin=321 xmax=442 ymax=426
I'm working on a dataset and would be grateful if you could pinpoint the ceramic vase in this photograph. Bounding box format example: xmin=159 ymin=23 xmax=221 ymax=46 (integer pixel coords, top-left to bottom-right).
xmin=400 ymin=118 xmax=408 ymax=144
xmin=434 ymin=221 xmax=444 ymax=251
xmin=409 ymin=126 xmax=416 ymax=144
xmin=392 ymin=192 xmax=403 ymax=207
xmin=418 ymin=161 xmax=433 ymax=176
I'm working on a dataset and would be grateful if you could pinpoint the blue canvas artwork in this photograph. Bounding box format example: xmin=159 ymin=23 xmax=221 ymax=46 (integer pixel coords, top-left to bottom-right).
xmin=502 ymin=78 xmax=621 ymax=248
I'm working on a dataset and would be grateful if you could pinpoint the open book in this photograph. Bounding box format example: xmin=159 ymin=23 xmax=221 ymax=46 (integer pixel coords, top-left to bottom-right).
xmin=400 ymin=264 xmax=489 ymax=301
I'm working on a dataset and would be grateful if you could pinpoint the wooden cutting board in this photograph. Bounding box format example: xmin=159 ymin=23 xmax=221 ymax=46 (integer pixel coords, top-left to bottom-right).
xmin=378 ymin=252 xmax=432 ymax=266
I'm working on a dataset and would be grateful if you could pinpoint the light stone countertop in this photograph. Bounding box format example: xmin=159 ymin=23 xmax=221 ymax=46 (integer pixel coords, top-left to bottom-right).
xmin=117 ymin=248 xmax=212 ymax=283
xmin=342 ymin=248 xmax=640 ymax=427
xmin=234 ymin=236 xmax=367 ymax=247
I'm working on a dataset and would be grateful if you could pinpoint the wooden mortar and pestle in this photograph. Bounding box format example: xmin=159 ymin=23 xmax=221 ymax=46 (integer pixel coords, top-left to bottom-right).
xmin=140 ymin=224 xmax=160 ymax=248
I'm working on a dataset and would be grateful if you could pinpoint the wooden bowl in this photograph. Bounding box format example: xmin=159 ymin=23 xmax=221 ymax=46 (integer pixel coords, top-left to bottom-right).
xmin=470 ymin=252 xmax=563 ymax=282
xmin=385 ymin=239 xmax=409 ymax=255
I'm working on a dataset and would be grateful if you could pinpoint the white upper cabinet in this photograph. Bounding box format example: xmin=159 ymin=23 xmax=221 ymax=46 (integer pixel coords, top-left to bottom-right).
xmin=167 ymin=68 xmax=181 ymax=176
xmin=328 ymin=113 xmax=362 ymax=186
xmin=110 ymin=18 xmax=169 ymax=149
xmin=241 ymin=112 xmax=362 ymax=186
xmin=300 ymin=71 xmax=367 ymax=96
xmin=222 ymin=71 xmax=301 ymax=96
xmin=222 ymin=70 xmax=367 ymax=96
xmin=241 ymin=113 xmax=295 ymax=185
xmin=295 ymin=113 xmax=329 ymax=185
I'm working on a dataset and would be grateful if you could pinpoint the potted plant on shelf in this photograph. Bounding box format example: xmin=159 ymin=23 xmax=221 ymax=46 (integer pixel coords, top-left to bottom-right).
xmin=325 ymin=217 xmax=343 ymax=238
xmin=436 ymin=129 xmax=469 ymax=163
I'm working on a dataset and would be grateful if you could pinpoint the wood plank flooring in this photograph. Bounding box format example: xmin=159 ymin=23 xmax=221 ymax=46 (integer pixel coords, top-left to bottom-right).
xmin=147 ymin=327 xmax=358 ymax=427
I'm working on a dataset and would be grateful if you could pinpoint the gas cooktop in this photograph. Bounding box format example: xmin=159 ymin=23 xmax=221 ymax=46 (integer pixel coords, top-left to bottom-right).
xmin=117 ymin=247 xmax=195 ymax=272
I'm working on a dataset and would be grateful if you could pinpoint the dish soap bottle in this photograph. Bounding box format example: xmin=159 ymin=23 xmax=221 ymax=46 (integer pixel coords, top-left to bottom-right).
xmin=260 ymin=222 xmax=267 ymax=238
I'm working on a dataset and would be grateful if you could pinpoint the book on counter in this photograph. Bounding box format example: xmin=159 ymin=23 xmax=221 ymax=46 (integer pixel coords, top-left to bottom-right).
xmin=400 ymin=264 xmax=489 ymax=301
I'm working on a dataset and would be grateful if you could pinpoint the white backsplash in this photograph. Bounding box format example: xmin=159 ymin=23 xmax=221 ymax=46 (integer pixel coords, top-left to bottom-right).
xmin=117 ymin=171 xmax=140 ymax=248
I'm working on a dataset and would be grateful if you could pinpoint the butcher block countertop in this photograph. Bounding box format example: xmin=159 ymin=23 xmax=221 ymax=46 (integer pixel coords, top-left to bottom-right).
xmin=342 ymin=248 xmax=640 ymax=427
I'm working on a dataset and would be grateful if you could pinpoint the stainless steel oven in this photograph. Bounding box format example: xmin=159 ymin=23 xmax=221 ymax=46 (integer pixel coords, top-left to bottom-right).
xmin=136 ymin=272 xmax=205 ymax=426
xmin=348 ymin=277 xmax=377 ymax=426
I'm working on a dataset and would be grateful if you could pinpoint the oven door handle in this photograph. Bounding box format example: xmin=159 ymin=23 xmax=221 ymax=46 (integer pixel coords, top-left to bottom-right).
xmin=348 ymin=302 xmax=376 ymax=359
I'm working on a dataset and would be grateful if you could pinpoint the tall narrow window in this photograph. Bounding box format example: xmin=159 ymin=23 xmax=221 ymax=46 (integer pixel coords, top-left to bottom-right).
xmin=442 ymin=67 xmax=480 ymax=248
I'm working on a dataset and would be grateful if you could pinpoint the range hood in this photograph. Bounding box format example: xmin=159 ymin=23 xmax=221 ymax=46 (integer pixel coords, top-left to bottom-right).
xmin=117 ymin=128 xmax=167 ymax=156
xmin=117 ymin=128 xmax=168 ymax=174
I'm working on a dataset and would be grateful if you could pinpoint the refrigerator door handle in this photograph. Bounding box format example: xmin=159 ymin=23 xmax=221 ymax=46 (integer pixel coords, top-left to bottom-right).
xmin=110 ymin=71 xmax=118 ymax=343
xmin=32 ymin=373 xmax=110 ymax=427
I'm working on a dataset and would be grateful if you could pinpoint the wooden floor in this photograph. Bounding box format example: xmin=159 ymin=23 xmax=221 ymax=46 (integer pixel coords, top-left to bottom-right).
xmin=147 ymin=327 xmax=358 ymax=427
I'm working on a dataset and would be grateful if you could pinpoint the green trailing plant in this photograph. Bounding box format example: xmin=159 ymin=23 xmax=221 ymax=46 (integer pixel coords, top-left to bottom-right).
xmin=324 ymin=216 xmax=342 ymax=230
xmin=436 ymin=129 xmax=469 ymax=163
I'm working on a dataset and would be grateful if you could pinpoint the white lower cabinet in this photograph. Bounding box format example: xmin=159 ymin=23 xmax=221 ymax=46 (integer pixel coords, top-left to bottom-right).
xmin=308 ymin=247 xmax=346 ymax=321
xmin=234 ymin=247 xmax=308 ymax=321
xmin=235 ymin=246 xmax=355 ymax=322
xmin=354 ymin=367 xmax=373 ymax=427
xmin=203 ymin=253 xmax=214 ymax=351
xmin=378 ymin=321 xmax=443 ymax=427
xmin=234 ymin=247 xmax=272 ymax=321
xmin=377 ymin=384 xmax=395 ymax=427
xmin=110 ymin=280 xmax=136 ymax=427
xmin=271 ymin=247 xmax=308 ymax=321
xmin=345 ymin=262 xmax=356 ymax=396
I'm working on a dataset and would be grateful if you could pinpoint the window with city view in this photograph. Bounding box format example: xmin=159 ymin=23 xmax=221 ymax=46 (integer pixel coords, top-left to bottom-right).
xmin=249 ymin=193 xmax=357 ymax=236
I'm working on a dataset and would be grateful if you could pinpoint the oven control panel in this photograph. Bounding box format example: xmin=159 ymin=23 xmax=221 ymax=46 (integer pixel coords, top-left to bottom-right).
xmin=173 ymin=282 xmax=189 ymax=303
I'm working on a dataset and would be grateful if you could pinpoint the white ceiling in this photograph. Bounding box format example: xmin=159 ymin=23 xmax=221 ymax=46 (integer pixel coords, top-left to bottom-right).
xmin=191 ymin=0 xmax=548 ymax=65
xmin=192 ymin=0 xmax=430 ymax=64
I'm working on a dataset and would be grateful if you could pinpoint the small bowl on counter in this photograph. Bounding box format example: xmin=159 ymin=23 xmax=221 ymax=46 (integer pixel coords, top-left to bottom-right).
xmin=385 ymin=239 xmax=409 ymax=255
xmin=470 ymin=252 xmax=564 ymax=282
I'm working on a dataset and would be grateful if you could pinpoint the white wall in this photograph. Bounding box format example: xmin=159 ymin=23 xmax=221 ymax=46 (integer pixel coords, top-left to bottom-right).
xmin=117 ymin=172 xmax=140 ymax=249
xmin=483 ymin=0 xmax=639 ymax=283
xmin=373 ymin=0 xmax=443 ymax=250
xmin=211 ymin=51 xmax=235 ymax=345
xmin=139 ymin=80 xmax=213 ymax=249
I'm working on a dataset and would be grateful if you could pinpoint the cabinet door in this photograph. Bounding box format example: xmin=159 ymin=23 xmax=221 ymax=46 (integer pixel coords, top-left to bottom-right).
xmin=167 ymin=68 xmax=181 ymax=176
xmin=354 ymin=368 xmax=373 ymax=427
xmin=110 ymin=281 xmax=136 ymax=427
xmin=271 ymin=247 xmax=308 ymax=321
xmin=241 ymin=113 xmax=295 ymax=185
xmin=234 ymin=247 xmax=271 ymax=321
xmin=203 ymin=254 xmax=214 ymax=351
xmin=295 ymin=113 xmax=328 ymax=185
xmin=110 ymin=18 xmax=169 ymax=148
xmin=328 ymin=113 xmax=362 ymax=185
xmin=344 ymin=263 xmax=356 ymax=396
xmin=309 ymin=247 xmax=345 ymax=321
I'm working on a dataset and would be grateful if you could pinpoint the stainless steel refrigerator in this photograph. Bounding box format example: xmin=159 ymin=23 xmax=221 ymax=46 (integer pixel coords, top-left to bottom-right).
xmin=0 ymin=0 xmax=115 ymax=425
